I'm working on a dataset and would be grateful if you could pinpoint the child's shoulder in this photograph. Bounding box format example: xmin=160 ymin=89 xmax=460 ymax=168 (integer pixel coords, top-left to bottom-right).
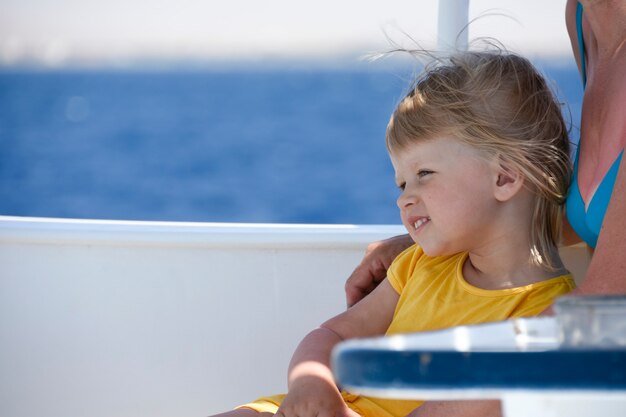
xmin=392 ymin=244 xmax=465 ymax=268
xmin=391 ymin=244 xmax=425 ymax=272
xmin=388 ymin=244 xmax=466 ymax=292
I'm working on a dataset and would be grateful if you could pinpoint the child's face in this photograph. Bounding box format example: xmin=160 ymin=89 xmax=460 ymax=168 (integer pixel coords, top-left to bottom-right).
xmin=390 ymin=136 xmax=502 ymax=257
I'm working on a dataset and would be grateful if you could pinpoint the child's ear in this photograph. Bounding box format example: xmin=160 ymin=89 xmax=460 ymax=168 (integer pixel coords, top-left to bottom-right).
xmin=493 ymin=161 xmax=524 ymax=202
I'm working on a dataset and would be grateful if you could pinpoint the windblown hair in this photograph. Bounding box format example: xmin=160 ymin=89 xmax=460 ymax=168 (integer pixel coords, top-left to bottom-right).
xmin=386 ymin=51 xmax=571 ymax=270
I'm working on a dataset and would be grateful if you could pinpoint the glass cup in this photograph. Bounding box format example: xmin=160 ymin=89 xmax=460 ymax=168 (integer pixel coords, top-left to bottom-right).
xmin=554 ymin=295 xmax=626 ymax=349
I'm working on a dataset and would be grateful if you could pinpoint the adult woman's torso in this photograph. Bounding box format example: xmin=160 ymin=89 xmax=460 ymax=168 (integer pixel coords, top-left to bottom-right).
xmin=565 ymin=0 xmax=626 ymax=248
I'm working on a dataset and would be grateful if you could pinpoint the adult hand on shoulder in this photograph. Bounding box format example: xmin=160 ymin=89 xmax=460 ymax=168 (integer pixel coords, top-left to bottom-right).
xmin=275 ymin=377 xmax=359 ymax=417
xmin=345 ymin=234 xmax=413 ymax=308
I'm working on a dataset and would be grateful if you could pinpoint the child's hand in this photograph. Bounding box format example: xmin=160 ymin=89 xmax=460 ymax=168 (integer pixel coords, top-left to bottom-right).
xmin=275 ymin=377 xmax=360 ymax=417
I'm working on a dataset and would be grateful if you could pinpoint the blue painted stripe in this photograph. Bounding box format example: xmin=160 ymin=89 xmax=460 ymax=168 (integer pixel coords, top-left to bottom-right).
xmin=335 ymin=349 xmax=626 ymax=390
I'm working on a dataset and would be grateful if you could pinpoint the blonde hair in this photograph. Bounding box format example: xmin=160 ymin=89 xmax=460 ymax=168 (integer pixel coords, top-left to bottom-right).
xmin=387 ymin=51 xmax=571 ymax=270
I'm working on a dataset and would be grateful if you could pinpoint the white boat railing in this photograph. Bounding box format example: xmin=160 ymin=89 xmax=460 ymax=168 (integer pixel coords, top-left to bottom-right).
xmin=0 ymin=215 xmax=404 ymax=417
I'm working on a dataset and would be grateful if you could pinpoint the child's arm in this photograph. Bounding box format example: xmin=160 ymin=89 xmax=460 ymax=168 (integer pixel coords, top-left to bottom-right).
xmin=276 ymin=278 xmax=399 ymax=417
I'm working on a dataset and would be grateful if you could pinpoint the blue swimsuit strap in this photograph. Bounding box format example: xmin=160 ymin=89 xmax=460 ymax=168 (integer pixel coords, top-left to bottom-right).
xmin=576 ymin=2 xmax=587 ymax=85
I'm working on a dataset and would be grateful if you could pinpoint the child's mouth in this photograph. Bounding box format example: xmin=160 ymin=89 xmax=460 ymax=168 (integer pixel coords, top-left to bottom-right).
xmin=413 ymin=217 xmax=430 ymax=231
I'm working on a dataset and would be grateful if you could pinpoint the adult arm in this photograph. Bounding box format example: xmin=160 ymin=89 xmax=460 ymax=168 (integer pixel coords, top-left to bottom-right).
xmin=565 ymin=0 xmax=584 ymax=75
xmin=276 ymin=279 xmax=399 ymax=417
xmin=345 ymin=234 xmax=414 ymax=307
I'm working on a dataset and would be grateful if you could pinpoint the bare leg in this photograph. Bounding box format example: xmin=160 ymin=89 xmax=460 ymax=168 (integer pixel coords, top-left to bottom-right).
xmin=209 ymin=408 xmax=273 ymax=417
xmin=407 ymin=400 xmax=502 ymax=417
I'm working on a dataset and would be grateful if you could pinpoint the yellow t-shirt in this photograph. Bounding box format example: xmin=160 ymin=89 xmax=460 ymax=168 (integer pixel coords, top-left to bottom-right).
xmin=240 ymin=245 xmax=575 ymax=417
xmin=387 ymin=245 xmax=575 ymax=334
xmin=352 ymin=245 xmax=576 ymax=417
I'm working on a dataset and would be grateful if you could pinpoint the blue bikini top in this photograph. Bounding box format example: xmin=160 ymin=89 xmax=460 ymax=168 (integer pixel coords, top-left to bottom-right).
xmin=565 ymin=2 xmax=624 ymax=249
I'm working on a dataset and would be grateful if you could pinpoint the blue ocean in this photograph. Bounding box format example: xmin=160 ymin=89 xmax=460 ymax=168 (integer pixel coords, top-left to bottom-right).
xmin=0 ymin=61 xmax=583 ymax=224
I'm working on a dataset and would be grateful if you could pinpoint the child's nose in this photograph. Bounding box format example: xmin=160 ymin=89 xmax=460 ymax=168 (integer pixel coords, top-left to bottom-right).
xmin=397 ymin=187 xmax=419 ymax=209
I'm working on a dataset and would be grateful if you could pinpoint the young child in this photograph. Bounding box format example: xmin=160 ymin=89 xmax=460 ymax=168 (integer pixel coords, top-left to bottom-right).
xmin=210 ymin=51 xmax=575 ymax=417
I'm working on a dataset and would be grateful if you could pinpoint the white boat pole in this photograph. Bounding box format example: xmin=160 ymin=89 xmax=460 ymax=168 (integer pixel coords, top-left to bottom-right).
xmin=437 ymin=0 xmax=470 ymax=52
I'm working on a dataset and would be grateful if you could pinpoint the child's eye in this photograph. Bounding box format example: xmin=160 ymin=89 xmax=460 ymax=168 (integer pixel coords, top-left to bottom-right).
xmin=397 ymin=182 xmax=406 ymax=191
xmin=417 ymin=170 xmax=433 ymax=178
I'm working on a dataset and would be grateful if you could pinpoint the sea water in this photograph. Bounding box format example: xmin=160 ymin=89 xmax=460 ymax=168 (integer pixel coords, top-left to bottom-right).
xmin=0 ymin=61 xmax=583 ymax=224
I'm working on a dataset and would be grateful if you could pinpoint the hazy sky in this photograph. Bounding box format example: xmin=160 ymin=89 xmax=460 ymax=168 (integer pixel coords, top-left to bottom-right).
xmin=1 ymin=0 xmax=571 ymax=67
